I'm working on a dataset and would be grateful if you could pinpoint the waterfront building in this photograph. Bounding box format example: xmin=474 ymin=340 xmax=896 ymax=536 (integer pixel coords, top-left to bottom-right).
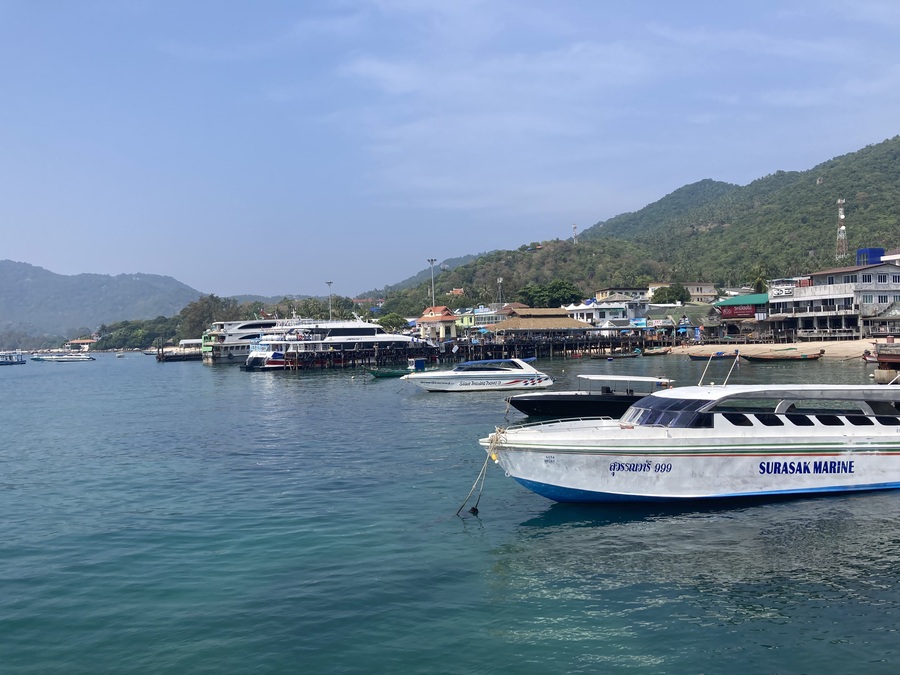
xmin=714 ymin=293 xmax=770 ymax=340
xmin=594 ymin=287 xmax=650 ymax=304
xmin=766 ymin=257 xmax=900 ymax=340
xmin=416 ymin=306 xmax=458 ymax=342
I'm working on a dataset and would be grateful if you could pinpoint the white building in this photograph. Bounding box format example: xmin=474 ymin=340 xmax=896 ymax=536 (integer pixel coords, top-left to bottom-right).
xmin=767 ymin=261 xmax=900 ymax=340
xmin=564 ymin=293 xmax=647 ymax=324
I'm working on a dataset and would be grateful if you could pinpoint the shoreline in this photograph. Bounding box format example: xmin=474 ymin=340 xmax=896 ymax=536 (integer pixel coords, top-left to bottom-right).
xmin=679 ymin=338 xmax=885 ymax=361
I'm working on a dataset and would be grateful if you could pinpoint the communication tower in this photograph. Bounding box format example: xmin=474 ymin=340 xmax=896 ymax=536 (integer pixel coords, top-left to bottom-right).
xmin=572 ymin=223 xmax=578 ymax=244
xmin=835 ymin=198 xmax=848 ymax=260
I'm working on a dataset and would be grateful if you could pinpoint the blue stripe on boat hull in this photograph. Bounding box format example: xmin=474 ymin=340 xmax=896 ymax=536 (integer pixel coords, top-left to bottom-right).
xmin=513 ymin=477 xmax=900 ymax=503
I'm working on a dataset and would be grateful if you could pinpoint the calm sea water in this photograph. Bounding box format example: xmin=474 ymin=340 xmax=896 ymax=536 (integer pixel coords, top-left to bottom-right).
xmin=2 ymin=353 xmax=899 ymax=673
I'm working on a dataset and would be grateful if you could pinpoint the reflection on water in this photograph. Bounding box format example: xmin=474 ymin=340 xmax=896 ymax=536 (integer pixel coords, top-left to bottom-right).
xmin=485 ymin=492 xmax=900 ymax=672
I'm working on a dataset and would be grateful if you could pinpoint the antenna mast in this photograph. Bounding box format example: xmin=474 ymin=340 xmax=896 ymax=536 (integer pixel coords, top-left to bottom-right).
xmin=835 ymin=198 xmax=848 ymax=260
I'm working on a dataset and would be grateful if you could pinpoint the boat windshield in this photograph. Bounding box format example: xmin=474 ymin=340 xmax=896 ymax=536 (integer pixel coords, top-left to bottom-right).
xmin=454 ymin=361 xmax=521 ymax=372
xmin=621 ymin=397 xmax=710 ymax=428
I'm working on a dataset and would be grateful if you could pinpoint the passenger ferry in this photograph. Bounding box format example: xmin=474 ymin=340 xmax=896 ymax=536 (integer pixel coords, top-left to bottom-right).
xmin=481 ymin=384 xmax=900 ymax=503
xmin=201 ymin=319 xmax=279 ymax=365
xmin=242 ymin=318 xmax=433 ymax=371
xmin=0 ymin=350 xmax=28 ymax=365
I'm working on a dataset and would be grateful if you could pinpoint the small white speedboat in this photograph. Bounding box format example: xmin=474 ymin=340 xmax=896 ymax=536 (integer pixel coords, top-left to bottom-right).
xmin=403 ymin=358 xmax=553 ymax=392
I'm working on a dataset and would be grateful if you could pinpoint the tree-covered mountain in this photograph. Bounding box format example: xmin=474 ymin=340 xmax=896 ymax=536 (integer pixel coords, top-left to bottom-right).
xmin=581 ymin=136 xmax=900 ymax=284
xmin=382 ymin=135 xmax=900 ymax=314
xmin=0 ymin=260 xmax=202 ymax=336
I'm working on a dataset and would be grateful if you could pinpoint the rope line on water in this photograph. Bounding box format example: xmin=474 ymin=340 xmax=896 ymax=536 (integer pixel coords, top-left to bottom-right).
xmin=457 ymin=426 xmax=505 ymax=516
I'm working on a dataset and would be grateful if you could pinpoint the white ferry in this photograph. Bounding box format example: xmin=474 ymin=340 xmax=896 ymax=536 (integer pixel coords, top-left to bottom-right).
xmin=0 ymin=350 xmax=28 ymax=365
xmin=481 ymin=384 xmax=900 ymax=503
xmin=201 ymin=319 xmax=279 ymax=364
xmin=403 ymin=358 xmax=553 ymax=392
xmin=242 ymin=318 xmax=432 ymax=371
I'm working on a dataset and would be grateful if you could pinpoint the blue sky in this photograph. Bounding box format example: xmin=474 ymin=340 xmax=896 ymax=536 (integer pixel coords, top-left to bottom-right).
xmin=2 ymin=1 xmax=899 ymax=298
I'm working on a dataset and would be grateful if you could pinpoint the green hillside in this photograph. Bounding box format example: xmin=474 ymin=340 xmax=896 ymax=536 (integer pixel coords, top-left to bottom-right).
xmin=382 ymin=136 xmax=900 ymax=315
xmin=582 ymin=136 xmax=900 ymax=283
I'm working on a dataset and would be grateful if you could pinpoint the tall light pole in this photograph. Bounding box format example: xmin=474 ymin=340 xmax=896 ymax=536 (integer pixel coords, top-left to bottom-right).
xmin=427 ymin=258 xmax=437 ymax=308
xmin=326 ymin=281 xmax=333 ymax=320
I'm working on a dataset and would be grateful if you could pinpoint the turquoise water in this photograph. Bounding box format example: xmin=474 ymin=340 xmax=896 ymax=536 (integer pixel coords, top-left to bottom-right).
xmin=2 ymin=354 xmax=899 ymax=673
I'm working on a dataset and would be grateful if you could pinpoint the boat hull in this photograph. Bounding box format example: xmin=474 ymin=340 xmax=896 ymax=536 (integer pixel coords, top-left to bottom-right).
xmin=506 ymin=392 xmax=640 ymax=418
xmin=741 ymin=354 xmax=822 ymax=362
xmin=688 ymin=353 xmax=739 ymax=361
xmin=405 ymin=373 xmax=553 ymax=392
xmin=31 ymin=354 xmax=95 ymax=362
xmin=488 ymin=442 xmax=900 ymax=502
xmin=482 ymin=413 xmax=900 ymax=502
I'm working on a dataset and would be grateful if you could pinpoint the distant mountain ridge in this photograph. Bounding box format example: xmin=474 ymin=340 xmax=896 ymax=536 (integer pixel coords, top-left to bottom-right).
xmin=580 ymin=136 xmax=900 ymax=282
xmin=0 ymin=260 xmax=202 ymax=335
xmin=6 ymin=136 xmax=900 ymax=336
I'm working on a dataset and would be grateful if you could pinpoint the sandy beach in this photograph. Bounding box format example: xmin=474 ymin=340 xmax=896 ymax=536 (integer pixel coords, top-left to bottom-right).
xmin=679 ymin=338 xmax=886 ymax=361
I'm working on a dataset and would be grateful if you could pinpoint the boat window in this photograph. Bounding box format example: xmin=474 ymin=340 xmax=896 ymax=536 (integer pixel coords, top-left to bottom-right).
xmin=620 ymin=397 xmax=707 ymax=425
xmin=722 ymin=412 xmax=753 ymax=427
xmin=867 ymin=401 xmax=900 ymax=415
xmin=456 ymin=361 xmax=521 ymax=372
xmin=754 ymin=413 xmax=784 ymax=426
xmin=845 ymin=416 xmax=874 ymax=426
xmin=785 ymin=414 xmax=814 ymax=426
xmin=876 ymin=416 xmax=900 ymax=426
xmin=684 ymin=412 xmax=713 ymax=428
xmin=815 ymin=414 xmax=844 ymax=426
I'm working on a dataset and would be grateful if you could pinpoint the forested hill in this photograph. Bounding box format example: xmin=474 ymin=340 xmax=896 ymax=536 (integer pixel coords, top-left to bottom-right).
xmin=0 ymin=260 xmax=202 ymax=335
xmin=580 ymin=135 xmax=900 ymax=284
xmin=380 ymin=136 xmax=900 ymax=315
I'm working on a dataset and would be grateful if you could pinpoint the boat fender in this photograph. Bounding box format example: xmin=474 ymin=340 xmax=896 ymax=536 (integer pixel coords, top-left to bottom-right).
xmin=227 ymin=353 xmax=233 ymax=359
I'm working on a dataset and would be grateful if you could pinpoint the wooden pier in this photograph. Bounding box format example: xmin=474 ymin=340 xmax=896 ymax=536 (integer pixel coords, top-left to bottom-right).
xmin=239 ymin=335 xmax=673 ymax=371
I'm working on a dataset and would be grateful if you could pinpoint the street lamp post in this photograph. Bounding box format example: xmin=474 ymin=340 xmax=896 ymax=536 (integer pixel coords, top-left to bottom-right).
xmin=326 ymin=281 xmax=333 ymax=320
xmin=427 ymin=258 xmax=437 ymax=308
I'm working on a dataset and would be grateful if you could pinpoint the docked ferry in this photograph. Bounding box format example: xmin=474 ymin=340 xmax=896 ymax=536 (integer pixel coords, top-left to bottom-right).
xmin=201 ymin=319 xmax=279 ymax=365
xmin=242 ymin=318 xmax=433 ymax=371
xmin=0 ymin=350 xmax=28 ymax=365
xmin=481 ymin=384 xmax=900 ymax=503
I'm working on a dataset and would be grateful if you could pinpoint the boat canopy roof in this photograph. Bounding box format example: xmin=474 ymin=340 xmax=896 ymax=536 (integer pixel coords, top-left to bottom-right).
xmin=578 ymin=374 xmax=673 ymax=384
xmin=457 ymin=357 xmax=535 ymax=366
xmin=650 ymin=384 xmax=900 ymax=405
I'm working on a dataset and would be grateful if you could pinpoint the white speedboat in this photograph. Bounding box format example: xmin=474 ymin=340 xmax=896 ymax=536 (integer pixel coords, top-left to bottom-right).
xmin=31 ymin=352 xmax=95 ymax=362
xmin=403 ymin=358 xmax=553 ymax=392
xmin=481 ymin=384 xmax=900 ymax=502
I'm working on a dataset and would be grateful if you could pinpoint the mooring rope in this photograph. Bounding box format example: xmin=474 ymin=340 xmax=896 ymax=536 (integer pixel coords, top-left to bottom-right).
xmin=457 ymin=426 xmax=505 ymax=516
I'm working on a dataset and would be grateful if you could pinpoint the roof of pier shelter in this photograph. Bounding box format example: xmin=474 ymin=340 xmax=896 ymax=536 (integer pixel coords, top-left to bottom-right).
xmin=490 ymin=307 xmax=592 ymax=333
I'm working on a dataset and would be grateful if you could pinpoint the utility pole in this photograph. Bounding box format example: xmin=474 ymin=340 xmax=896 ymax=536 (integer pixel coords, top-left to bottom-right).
xmin=326 ymin=281 xmax=333 ymax=320
xmin=427 ymin=258 xmax=437 ymax=307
